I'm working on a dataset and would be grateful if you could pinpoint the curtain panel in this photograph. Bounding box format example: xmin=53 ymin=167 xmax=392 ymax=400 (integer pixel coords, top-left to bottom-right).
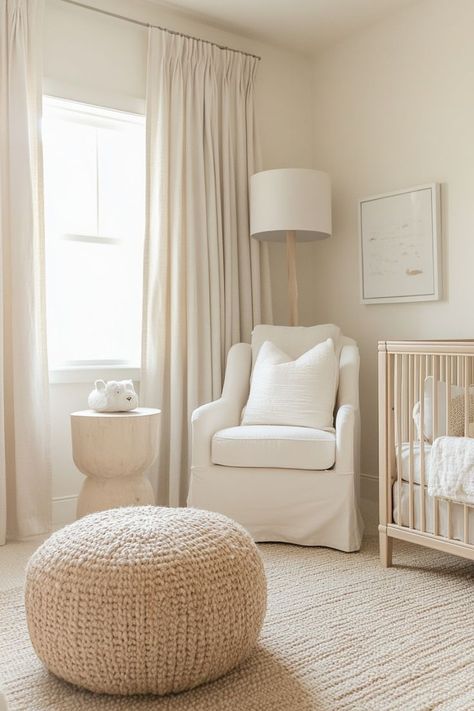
xmin=0 ymin=0 xmax=51 ymax=542
xmin=142 ymin=29 xmax=271 ymax=506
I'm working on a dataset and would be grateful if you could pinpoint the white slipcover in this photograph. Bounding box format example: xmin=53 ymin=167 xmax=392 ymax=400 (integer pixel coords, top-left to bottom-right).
xmin=188 ymin=325 xmax=363 ymax=551
xmin=212 ymin=426 xmax=335 ymax=470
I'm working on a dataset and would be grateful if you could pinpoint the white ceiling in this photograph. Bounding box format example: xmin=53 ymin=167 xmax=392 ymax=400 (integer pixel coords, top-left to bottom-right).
xmin=152 ymin=0 xmax=415 ymax=56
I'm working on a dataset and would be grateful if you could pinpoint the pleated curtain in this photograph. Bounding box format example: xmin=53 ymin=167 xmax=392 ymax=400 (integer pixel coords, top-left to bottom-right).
xmin=142 ymin=29 xmax=272 ymax=506
xmin=0 ymin=0 xmax=51 ymax=542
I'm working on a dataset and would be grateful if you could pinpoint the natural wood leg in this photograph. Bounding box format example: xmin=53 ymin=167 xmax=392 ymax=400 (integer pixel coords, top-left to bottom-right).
xmin=379 ymin=530 xmax=393 ymax=567
xmin=286 ymin=230 xmax=298 ymax=326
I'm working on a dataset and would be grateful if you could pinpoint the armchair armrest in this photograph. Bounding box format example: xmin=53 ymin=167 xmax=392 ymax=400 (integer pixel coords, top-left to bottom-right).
xmin=337 ymin=343 xmax=359 ymax=410
xmin=334 ymin=340 xmax=360 ymax=480
xmin=334 ymin=404 xmax=356 ymax=475
xmin=192 ymin=342 xmax=251 ymax=468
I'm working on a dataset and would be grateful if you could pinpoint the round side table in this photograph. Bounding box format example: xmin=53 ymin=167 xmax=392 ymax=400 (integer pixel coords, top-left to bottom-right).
xmin=71 ymin=408 xmax=161 ymax=518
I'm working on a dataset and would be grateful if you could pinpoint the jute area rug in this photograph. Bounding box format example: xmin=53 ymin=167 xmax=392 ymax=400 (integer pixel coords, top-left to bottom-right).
xmin=1 ymin=536 xmax=473 ymax=711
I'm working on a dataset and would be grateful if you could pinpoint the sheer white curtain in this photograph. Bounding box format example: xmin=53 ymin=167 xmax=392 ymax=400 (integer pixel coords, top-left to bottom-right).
xmin=142 ymin=29 xmax=272 ymax=506
xmin=0 ymin=0 xmax=51 ymax=542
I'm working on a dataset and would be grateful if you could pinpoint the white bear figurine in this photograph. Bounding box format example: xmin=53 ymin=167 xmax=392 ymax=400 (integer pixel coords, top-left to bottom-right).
xmin=88 ymin=380 xmax=138 ymax=412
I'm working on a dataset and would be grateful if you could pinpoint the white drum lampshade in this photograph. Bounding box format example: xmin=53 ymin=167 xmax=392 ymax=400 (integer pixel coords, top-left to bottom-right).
xmin=250 ymin=168 xmax=331 ymax=325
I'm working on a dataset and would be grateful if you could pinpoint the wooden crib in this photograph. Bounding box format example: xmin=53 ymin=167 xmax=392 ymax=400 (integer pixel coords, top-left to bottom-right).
xmin=379 ymin=340 xmax=474 ymax=567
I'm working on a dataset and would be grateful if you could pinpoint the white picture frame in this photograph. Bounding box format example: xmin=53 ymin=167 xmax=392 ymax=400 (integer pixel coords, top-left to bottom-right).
xmin=359 ymin=183 xmax=441 ymax=304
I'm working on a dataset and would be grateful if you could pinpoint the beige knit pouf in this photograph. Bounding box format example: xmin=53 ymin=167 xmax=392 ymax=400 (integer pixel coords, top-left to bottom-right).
xmin=25 ymin=506 xmax=267 ymax=696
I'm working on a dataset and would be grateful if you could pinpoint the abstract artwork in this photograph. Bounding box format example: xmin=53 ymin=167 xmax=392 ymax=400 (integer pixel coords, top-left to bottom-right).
xmin=359 ymin=184 xmax=441 ymax=303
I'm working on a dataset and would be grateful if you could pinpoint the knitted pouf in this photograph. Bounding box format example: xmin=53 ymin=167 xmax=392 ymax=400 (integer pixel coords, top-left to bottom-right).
xmin=25 ymin=506 xmax=267 ymax=696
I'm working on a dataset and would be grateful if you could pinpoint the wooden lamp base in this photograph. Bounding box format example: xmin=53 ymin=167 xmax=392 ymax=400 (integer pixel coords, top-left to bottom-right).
xmin=286 ymin=230 xmax=298 ymax=326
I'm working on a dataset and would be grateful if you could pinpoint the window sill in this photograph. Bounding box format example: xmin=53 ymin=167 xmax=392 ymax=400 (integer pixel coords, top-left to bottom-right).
xmin=49 ymin=365 xmax=141 ymax=385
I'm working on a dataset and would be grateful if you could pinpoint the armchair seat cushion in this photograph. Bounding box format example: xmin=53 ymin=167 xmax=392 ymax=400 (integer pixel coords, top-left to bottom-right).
xmin=211 ymin=425 xmax=335 ymax=471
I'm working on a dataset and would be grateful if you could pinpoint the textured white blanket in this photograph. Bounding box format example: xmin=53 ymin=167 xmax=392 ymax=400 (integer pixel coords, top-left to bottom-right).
xmin=429 ymin=436 xmax=474 ymax=503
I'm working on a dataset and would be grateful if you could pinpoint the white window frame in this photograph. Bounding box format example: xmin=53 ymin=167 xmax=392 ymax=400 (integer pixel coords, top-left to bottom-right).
xmin=43 ymin=97 xmax=145 ymax=385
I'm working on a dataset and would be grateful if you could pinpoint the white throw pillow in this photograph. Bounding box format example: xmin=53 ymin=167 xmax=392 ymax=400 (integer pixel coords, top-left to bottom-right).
xmin=251 ymin=323 xmax=342 ymax=364
xmin=242 ymin=339 xmax=338 ymax=429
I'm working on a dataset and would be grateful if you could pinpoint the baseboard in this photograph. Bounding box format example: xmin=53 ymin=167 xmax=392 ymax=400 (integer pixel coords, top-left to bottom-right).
xmin=52 ymin=495 xmax=77 ymax=529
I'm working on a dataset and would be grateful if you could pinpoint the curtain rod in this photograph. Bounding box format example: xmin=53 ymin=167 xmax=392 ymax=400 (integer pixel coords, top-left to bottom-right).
xmin=60 ymin=0 xmax=262 ymax=61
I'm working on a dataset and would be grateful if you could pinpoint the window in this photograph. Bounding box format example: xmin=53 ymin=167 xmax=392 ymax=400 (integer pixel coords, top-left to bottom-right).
xmin=42 ymin=97 xmax=145 ymax=372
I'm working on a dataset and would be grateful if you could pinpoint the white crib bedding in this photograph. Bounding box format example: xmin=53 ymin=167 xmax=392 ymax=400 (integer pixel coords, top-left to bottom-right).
xmin=395 ymin=442 xmax=432 ymax=485
xmin=393 ymin=480 xmax=474 ymax=545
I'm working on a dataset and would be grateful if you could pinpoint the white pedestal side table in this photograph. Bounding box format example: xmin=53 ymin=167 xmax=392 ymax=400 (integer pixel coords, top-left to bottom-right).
xmin=71 ymin=408 xmax=161 ymax=518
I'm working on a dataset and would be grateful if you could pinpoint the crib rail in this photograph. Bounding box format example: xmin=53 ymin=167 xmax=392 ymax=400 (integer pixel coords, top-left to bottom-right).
xmin=378 ymin=340 xmax=474 ymax=566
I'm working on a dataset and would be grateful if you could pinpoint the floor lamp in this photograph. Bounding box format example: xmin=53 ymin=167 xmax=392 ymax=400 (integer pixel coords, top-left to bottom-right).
xmin=250 ymin=169 xmax=331 ymax=326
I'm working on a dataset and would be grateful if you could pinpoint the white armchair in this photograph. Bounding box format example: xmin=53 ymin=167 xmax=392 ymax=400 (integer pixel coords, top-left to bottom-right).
xmin=187 ymin=325 xmax=363 ymax=552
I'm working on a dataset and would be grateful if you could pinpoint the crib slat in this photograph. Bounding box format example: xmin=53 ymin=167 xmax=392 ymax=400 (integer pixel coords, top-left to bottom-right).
xmin=395 ymin=354 xmax=402 ymax=526
xmin=445 ymin=356 xmax=451 ymax=435
xmin=464 ymin=356 xmax=472 ymax=544
xmin=432 ymin=355 xmax=439 ymax=536
xmin=432 ymin=355 xmax=439 ymax=439
xmin=408 ymin=354 xmax=414 ymax=529
xmin=464 ymin=356 xmax=469 ymax=437
xmin=402 ymin=354 xmax=408 ymax=442
xmin=446 ymin=355 xmax=453 ymax=542
xmin=418 ymin=355 xmax=426 ymax=533
xmin=387 ymin=353 xmax=394 ymax=524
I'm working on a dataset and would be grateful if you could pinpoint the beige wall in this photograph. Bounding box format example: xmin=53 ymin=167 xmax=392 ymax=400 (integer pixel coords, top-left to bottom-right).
xmin=310 ymin=0 xmax=474 ymax=499
xmin=43 ymin=0 xmax=315 ymax=524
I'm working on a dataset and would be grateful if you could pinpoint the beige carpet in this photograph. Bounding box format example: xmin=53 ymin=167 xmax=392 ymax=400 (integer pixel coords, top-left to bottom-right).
xmin=1 ymin=536 xmax=474 ymax=711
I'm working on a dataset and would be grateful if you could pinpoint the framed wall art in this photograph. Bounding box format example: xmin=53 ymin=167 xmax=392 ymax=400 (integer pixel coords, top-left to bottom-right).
xmin=359 ymin=183 xmax=441 ymax=304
